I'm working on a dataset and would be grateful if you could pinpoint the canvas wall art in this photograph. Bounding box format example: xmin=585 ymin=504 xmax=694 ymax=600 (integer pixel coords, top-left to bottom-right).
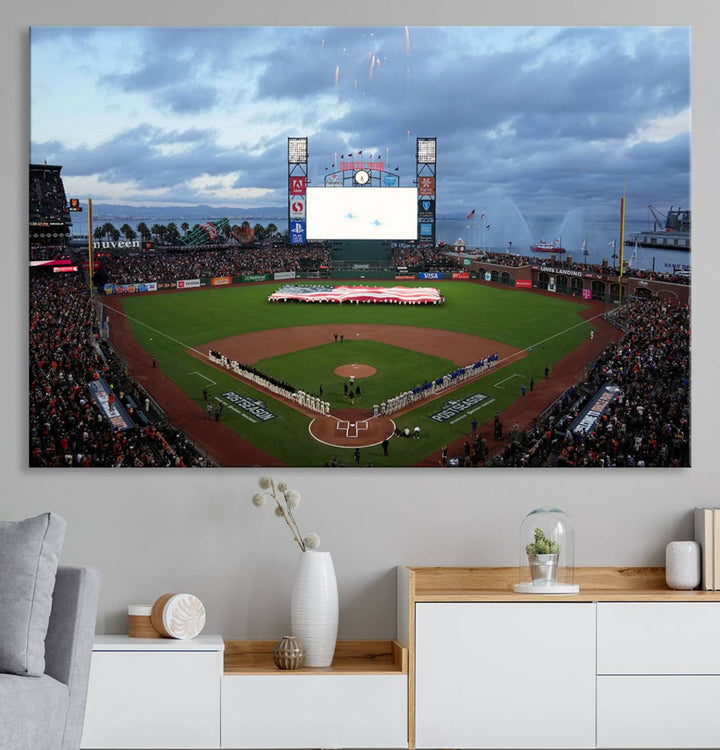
xmin=29 ymin=26 xmax=690 ymax=467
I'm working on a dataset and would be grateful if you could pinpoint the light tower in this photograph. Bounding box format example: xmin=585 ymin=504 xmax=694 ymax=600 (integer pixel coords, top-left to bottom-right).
xmin=288 ymin=137 xmax=308 ymax=245
xmin=416 ymin=137 xmax=437 ymax=245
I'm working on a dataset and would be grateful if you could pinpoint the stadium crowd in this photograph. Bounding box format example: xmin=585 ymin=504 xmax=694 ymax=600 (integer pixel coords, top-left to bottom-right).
xmin=29 ymin=273 xmax=213 ymax=467
xmin=101 ymin=245 xmax=331 ymax=284
xmin=30 ymin=244 xmax=73 ymax=261
xmin=487 ymin=298 xmax=690 ymax=468
xmin=393 ymin=246 xmax=464 ymax=271
xmin=29 ymin=167 xmax=69 ymax=224
xmin=467 ymin=250 xmax=690 ymax=285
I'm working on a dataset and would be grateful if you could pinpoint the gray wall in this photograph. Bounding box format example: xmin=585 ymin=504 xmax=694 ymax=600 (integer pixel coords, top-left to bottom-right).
xmin=5 ymin=1 xmax=718 ymax=641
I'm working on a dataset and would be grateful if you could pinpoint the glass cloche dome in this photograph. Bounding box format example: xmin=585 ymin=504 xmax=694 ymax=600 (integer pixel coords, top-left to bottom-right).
xmin=514 ymin=506 xmax=579 ymax=594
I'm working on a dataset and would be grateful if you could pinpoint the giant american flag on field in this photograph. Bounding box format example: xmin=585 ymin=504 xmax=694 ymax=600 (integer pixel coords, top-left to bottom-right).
xmin=268 ymin=285 xmax=444 ymax=305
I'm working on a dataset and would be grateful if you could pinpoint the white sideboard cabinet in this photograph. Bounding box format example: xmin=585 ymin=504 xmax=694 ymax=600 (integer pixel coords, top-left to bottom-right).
xmin=399 ymin=566 xmax=720 ymax=750
xmin=81 ymin=636 xmax=407 ymax=749
xmin=80 ymin=635 xmax=224 ymax=749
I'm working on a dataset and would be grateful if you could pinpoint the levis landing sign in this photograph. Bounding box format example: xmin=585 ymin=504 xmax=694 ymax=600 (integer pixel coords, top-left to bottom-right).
xmin=92 ymin=239 xmax=141 ymax=250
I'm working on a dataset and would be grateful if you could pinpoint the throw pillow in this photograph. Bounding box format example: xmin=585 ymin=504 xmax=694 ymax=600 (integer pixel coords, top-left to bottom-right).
xmin=0 ymin=513 xmax=66 ymax=676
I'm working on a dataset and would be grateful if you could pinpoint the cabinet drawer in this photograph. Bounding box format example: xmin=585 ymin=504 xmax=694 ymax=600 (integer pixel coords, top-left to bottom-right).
xmin=221 ymin=673 xmax=407 ymax=748
xmin=597 ymin=602 xmax=720 ymax=674
xmin=597 ymin=675 xmax=720 ymax=748
xmin=81 ymin=650 xmax=222 ymax=749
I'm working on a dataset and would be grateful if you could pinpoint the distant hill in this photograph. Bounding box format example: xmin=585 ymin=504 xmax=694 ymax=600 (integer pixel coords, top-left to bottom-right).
xmin=80 ymin=203 xmax=471 ymax=222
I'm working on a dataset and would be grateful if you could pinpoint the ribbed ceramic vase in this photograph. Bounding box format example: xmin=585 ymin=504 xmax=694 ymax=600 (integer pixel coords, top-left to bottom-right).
xmin=290 ymin=550 xmax=338 ymax=667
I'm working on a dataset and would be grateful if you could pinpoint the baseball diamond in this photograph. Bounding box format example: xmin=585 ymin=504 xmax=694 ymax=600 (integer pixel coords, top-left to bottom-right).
xmin=102 ymin=278 xmax=624 ymax=467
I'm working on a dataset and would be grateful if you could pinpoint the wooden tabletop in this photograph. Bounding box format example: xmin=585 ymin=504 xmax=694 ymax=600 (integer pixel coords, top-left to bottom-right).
xmin=223 ymin=639 xmax=407 ymax=675
xmin=403 ymin=566 xmax=720 ymax=602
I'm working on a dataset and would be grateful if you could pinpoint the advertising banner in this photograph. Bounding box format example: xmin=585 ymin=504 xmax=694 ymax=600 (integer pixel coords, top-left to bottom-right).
xmin=289 ymin=176 xmax=306 ymax=195
xmin=241 ymin=273 xmax=270 ymax=282
xmin=485 ymin=272 xmax=492 ymax=281
xmin=325 ymin=172 xmax=342 ymax=186
xmin=103 ymin=282 xmax=157 ymax=295
xmin=541 ymin=265 xmax=583 ymax=277
xmin=451 ymin=272 xmax=470 ymax=280
xmin=418 ymin=176 xmax=435 ymax=195
xmin=570 ymin=384 xmax=622 ymax=435
xmin=382 ymin=173 xmax=399 ymax=187
xmin=418 ymin=198 xmax=435 ymax=217
xmin=53 ymin=266 xmax=79 ymax=273
xmin=418 ymin=272 xmax=442 ymax=280
xmin=177 ymin=278 xmax=201 ymax=289
xmin=88 ymin=377 xmax=135 ymax=431
xmin=515 ymin=279 xmax=532 ymax=288
xmin=30 ymin=258 xmax=73 ymax=267
xmin=582 ymin=289 xmax=592 ymax=300
xmin=211 ymin=276 xmax=232 ymax=286
xmin=419 ymin=223 xmax=434 ymax=238
xmin=274 ymin=271 xmax=297 ymax=281
xmin=289 ymin=220 xmax=306 ymax=245
xmin=289 ymin=197 xmax=306 ymax=218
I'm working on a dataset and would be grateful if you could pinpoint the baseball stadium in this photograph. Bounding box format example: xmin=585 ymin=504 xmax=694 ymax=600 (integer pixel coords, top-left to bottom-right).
xmin=28 ymin=142 xmax=690 ymax=468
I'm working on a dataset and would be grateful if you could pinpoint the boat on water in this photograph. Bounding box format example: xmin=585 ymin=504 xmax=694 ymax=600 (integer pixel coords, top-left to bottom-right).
xmin=625 ymin=205 xmax=690 ymax=252
xmin=530 ymin=239 xmax=566 ymax=254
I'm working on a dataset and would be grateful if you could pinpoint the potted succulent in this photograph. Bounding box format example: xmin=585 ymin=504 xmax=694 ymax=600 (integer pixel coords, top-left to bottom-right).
xmin=525 ymin=527 xmax=561 ymax=584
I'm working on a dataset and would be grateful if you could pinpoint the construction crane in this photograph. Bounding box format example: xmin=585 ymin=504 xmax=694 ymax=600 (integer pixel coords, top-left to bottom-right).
xmin=647 ymin=205 xmax=668 ymax=232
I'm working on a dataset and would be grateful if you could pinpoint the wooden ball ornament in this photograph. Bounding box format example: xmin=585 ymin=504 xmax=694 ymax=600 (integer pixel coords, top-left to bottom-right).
xmin=151 ymin=592 xmax=206 ymax=639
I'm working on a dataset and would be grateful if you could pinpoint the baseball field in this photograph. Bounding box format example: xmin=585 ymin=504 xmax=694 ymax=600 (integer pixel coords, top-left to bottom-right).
xmin=105 ymin=279 xmax=601 ymax=467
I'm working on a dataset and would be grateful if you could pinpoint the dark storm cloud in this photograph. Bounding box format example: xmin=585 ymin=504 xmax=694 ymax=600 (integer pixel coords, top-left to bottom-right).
xmin=159 ymin=85 xmax=219 ymax=114
xmin=31 ymin=26 xmax=689 ymax=214
xmin=31 ymin=125 xmax=254 ymax=191
xmin=100 ymin=27 xmax=262 ymax=93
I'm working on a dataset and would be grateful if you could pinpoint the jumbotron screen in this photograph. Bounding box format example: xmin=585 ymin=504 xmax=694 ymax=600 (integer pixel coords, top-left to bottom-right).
xmin=306 ymin=187 xmax=418 ymax=240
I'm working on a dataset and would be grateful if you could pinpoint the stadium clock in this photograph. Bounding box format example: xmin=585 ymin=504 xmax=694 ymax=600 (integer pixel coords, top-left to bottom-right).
xmin=353 ymin=169 xmax=370 ymax=185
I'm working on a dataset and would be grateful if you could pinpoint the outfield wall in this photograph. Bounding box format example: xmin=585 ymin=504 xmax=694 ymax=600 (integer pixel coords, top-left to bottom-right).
xmin=101 ymin=264 xmax=689 ymax=304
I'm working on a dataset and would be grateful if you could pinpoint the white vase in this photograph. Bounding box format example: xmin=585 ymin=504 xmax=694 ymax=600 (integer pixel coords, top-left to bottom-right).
xmin=290 ymin=550 xmax=338 ymax=667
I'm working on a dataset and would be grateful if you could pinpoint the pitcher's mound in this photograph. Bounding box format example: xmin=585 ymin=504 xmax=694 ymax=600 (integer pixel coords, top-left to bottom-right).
xmin=334 ymin=363 xmax=377 ymax=378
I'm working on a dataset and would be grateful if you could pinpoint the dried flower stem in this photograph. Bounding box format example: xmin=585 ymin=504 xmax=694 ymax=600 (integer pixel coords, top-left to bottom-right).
xmin=269 ymin=478 xmax=306 ymax=551
xmin=252 ymin=475 xmax=320 ymax=552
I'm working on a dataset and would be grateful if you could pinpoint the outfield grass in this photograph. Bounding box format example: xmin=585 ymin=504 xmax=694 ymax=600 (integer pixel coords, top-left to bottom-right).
xmin=118 ymin=280 xmax=592 ymax=466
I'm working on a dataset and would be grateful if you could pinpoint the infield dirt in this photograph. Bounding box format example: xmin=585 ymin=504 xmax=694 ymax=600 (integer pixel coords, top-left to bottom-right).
xmin=105 ymin=295 xmax=619 ymax=467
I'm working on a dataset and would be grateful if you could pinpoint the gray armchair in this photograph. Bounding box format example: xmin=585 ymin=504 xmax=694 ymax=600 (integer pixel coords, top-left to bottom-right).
xmin=0 ymin=566 xmax=102 ymax=750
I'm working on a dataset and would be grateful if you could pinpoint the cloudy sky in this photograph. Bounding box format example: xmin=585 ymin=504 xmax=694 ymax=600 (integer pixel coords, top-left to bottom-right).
xmin=30 ymin=25 xmax=690 ymax=221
